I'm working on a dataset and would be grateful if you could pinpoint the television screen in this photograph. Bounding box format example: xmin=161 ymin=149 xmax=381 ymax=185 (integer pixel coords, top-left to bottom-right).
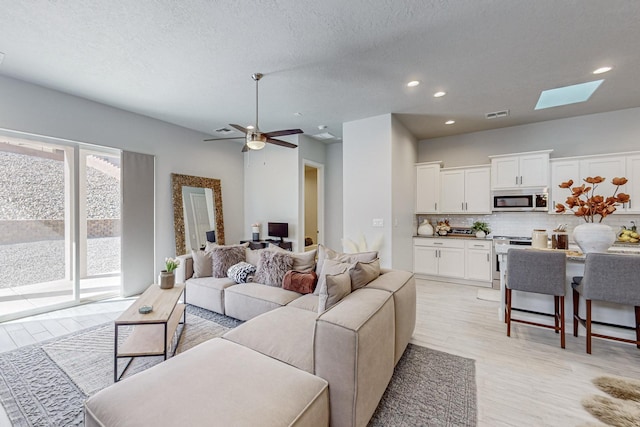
xmin=268 ymin=222 xmax=288 ymax=240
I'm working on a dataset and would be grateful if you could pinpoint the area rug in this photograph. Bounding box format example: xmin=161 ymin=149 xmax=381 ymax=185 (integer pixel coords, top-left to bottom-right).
xmin=0 ymin=306 xmax=477 ymax=427
xmin=582 ymin=376 xmax=640 ymax=427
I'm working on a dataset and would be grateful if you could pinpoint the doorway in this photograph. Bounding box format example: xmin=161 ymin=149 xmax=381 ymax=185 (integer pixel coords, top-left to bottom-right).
xmin=303 ymin=161 xmax=324 ymax=252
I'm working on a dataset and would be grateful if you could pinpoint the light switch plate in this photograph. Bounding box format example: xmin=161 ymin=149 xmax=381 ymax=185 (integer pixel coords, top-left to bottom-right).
xmin=372 ymin=218 xmax=384 ymax=227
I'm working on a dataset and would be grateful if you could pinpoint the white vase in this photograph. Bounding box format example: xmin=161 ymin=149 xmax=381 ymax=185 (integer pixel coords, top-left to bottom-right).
xmin=475 ymin=230 xmax=486 ymax=238
xmin=417 ymin=219 xmax=434 ymax=236
xmin=572 ymin=223 xmax=615 ymax=254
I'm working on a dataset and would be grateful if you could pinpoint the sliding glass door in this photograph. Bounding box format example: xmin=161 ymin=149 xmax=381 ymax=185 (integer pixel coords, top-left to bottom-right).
xmin=0 ymin=130 xmax=121 ymax=321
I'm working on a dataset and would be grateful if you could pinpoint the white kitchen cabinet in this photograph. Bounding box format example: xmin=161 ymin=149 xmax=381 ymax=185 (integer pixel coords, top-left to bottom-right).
xmin=415 ymin=162 xmax=442 ymax=213
xmin=414 ymin=238 xmax=492 ymax=286
xmin=625 ymin=154 xmax=640 ymax=213
xmin=490 ymin=150 xmax=551 ymax=189
xmin=465 ymin=240 xmax=493 ymax=282
xmin=413 ymin=238 xmax=465 ymax=279
xmin=549 ymin=159 xmax=580 ymax=212
xmin=579 ymin=155 xmax=626 ymax=201
xmin=439 ymin=166 xmax=491 ymax=213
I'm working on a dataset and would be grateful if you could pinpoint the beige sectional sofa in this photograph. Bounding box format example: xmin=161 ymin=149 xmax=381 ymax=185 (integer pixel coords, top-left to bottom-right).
xmin=85 ymin=248 xmax=416 ymax=427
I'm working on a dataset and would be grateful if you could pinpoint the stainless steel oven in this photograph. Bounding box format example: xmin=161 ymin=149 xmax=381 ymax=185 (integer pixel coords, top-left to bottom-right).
xmin=492 ymin=236 xmax=532 ymax=288
xmin=492 ymin=188 xmax=549 ymax=212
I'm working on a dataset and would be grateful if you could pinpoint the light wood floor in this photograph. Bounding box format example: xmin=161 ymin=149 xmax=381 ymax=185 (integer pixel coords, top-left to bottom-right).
xmin=2 ymin=279 xmax=640 ymax=426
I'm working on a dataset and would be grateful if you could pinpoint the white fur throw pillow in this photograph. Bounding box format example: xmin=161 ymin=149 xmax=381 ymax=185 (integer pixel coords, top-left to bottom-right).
xmin=253 ymin=251 xmax=294 ymax=287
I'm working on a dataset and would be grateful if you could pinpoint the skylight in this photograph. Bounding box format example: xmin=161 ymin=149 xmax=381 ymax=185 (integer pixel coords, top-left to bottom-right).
xmin=535 ymin=80 xmax=604 ymax=110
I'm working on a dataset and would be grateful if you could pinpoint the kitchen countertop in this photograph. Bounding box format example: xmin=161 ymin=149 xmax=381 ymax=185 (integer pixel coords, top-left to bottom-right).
xmin=413 ymin=234 xmax=492 ymax=241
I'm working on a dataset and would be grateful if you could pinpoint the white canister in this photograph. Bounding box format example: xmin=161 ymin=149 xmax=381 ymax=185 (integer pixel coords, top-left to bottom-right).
xmin=532 ymin=229 xmax=548 ymax=249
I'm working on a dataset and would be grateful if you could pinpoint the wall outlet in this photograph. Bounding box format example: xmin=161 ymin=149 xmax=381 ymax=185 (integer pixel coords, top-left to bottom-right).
xmin=372 ymin=218 xmax=384 ymax=227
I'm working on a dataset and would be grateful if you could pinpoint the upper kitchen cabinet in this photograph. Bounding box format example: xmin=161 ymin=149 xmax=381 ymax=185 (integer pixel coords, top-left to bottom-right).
xmin=439 ymin=166 xmax=491 ymax=214
xmin=625 ymin=154 xmax=640 ymax=213
xmin=490 ymin=150 xmax=552 ymax=189
xmin=416 ymin=161 xmax=442 ymax=213
xmin=550 ymin=152 xmax=640 ymax=214
xmin=550 ymin=159 xmax=580 ymax=209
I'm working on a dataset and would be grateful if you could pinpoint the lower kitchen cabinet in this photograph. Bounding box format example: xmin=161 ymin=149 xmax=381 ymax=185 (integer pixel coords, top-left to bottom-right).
xmin=465 ymin=240 xmax=493 ymax=282
xmin=413 ymin=237 xmax=492 ymax=287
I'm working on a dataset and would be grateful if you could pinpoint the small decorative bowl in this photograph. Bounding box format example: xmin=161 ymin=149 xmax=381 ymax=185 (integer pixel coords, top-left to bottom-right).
xmin=138 ymin=305 xmax=153 ymax=314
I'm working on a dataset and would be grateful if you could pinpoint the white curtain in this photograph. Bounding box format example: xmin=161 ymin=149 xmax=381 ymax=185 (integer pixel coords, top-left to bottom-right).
xmin=121 ymin=151 xmax=155 ymax=297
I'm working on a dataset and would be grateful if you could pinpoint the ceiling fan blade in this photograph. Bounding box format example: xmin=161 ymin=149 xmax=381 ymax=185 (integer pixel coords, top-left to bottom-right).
xmin=263 ymin=129 xmax=303 ymax=138
xmin=229 ymin=124 xmax=249 ymax=134
xmin=242 ymin=144 xmax=249 ymax=152
xmin=266 ymin=137 xmax=298 ymax=149
xmin=204 ymin=136 xmax=246 ymax=141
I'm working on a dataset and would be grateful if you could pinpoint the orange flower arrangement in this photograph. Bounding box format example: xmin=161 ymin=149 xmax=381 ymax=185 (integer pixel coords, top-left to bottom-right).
xmin=555 ymin=176 xmax=629 ymax=223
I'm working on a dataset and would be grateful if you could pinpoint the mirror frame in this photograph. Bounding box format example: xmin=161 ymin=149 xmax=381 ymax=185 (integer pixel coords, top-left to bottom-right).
xmin=171 ymin=173 xmax=225 ymax=255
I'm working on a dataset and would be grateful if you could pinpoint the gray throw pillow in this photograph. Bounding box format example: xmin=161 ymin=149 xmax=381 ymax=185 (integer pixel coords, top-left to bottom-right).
xmin=253 ymin=251 xmax=294 ymax=287
xmin=268 ymin=244 xmax=317 ymax=272
xmin=349 ymin=258 xmax=381 ymax=290
xmin=245 ymin=247 xmax=266 ymax=266
xmin=315 ymin=244 xmax=378 ymax=277
xmin=210 ymin=244 xmax=248 ymax=278
xmin=314 ymin=259 xmax=353 ymax=296
xmin=318 ymin=271 xmax=351 ymax=313
xmin=191 ymin=249 xmax=213 ymax=278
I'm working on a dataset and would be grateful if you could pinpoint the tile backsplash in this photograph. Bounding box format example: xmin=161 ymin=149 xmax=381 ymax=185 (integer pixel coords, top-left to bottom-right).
xmin=416 ymin=212 xmax=638 ymax=240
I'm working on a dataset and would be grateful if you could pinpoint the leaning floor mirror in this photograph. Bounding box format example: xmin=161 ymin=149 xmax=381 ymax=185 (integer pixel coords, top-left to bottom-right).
xmin=171 ymin=173 xmax=225 ymax=255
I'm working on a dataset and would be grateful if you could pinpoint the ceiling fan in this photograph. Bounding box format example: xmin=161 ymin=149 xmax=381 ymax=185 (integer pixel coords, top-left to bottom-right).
xmin=204 ymin=72 xmax=303 ymax=152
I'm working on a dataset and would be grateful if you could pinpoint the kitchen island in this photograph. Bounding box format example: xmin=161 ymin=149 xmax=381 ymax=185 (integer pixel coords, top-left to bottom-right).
xmin=495 ymin=242 xmax=640 ymax=340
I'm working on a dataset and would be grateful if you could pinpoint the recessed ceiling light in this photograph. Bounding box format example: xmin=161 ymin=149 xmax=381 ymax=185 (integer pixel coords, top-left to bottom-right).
xmin=407 ymin=80 xmax=420 ymax=87
xmin=294 ymin=112 xmax=303 ymax=116
xmin=535 ymin=80 xmax=604 ymax=110
xmin=593 ymin=66 xmax=612 ymax=75
xmin=433 ymin=91 xmax=446 ymax=98
xmin=246 ymin=125 xmax=255 ymax=130
xmin=445 ymin=120 xmax=455 ymax=125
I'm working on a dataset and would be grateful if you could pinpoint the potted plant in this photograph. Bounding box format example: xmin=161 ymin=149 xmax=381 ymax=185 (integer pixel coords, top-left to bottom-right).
xmin=159 ymin=257 xmax=181 ymax=289
xmin=471 ymin=221 xmax=491 ymax=238
xmin=556 ymin=176 xmax=629 ymax=253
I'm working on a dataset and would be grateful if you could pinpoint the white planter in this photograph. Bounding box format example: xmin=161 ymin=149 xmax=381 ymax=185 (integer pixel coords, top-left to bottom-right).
xmin=475 ymin=231 xmax=486 ymax=238
xmin=572 ymin=223 xmax=616 ymax=254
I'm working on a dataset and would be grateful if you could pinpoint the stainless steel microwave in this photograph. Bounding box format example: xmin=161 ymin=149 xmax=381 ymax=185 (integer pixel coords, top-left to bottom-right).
xmin=492 ymin=188 xmax=549 ymax=212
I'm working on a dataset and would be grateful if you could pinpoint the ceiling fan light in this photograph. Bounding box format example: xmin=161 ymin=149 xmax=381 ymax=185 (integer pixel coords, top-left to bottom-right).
xmin=246 ymin=132 xmax=266 ymax=150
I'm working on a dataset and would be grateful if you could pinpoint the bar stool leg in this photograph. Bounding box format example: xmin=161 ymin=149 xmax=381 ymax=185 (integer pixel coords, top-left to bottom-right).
xmin=572 ymin=288 xmax=579 ymax=337
xmin=635 ymin=306 xmax=640 ymax=349
xmin=560 ymin=296 xmax=565 ymax=349
xmin=586 ymin=299 xmax=592 ymax=354
xmin=554 ymin=296 xmax=560 ymax=334
xmin=506 ymin=288 xmax=512 ymax=337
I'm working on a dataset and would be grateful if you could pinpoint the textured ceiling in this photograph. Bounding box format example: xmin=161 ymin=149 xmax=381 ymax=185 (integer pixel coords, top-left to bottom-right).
xmin=1 ymin=0 xmax=639 ymax=142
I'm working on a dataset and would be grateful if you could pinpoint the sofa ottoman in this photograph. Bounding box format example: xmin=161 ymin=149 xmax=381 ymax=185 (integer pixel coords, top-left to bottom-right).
xmin=223 ymin=306 xmax=317 ymax=373
xmin=224 ymin=283 xmax=302 ymax=321
xmin=184 ymin=276 xmax=237 ymax=314
xmin=84 ymin=338 xmax=329 ymax=427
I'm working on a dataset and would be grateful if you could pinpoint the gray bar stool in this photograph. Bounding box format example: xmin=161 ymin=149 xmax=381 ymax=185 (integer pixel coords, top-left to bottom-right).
xmin=506 ymin=249 xmax=567 ymax=348
xmin=572 ymin=253 xmax=640 ymax=354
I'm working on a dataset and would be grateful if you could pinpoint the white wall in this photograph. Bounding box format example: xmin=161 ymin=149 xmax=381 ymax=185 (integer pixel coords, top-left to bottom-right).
xmin=343 ymin=114 xmax=393 ymax=266
xmin=243 ymin=142 xmax=299 ymax=249
xmin=418 ymin=107 xmax=640 ymax=167
xmin=0 ymin=75 xmax=245 ymax=274
xmin=325 ymin=142 xmax=343 ymax=251
xmin=391 ymin=116 xmax=418 ymax=271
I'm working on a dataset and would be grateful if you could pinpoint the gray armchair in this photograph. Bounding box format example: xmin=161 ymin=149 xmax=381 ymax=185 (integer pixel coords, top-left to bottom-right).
xmin=506 ymin=249 xmax=567 ymax=348
xmin=572 ymin=253 xmax=640 ymax=354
